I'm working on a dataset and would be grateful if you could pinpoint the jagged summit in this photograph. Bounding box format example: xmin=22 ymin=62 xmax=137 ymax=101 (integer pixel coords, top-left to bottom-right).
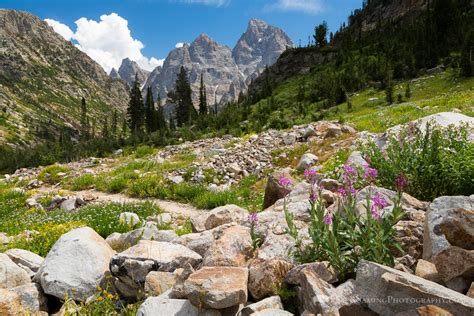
xmin=232 ymin=18 xmax=293 ymax=81
xmin=117 ymin=58 xmax=149 ymax=87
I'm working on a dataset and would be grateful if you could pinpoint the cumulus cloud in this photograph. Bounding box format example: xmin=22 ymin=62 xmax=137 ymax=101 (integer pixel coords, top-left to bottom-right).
xmin=173 ymin=0 xmax=231 ymax=7
xmin=45 ymin=13 xmax=161 ymax=73
xmin=175 ymin=42 xmax=184 ymax=48
xmin=265 ymin=0 xmax=324 ymax=14
xmin=45 ymin=18 xmax=74 ymax=40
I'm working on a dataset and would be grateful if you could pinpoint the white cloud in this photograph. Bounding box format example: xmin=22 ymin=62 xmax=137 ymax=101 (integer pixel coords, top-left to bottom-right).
xmin=175 ymin=42 xmax=184 ymax=48
xmin=173 ymin=0 xmax=230 ymax=7
xmin=45 ymin=18 xmax=74 ymax=40
xmin=265 ymin=0 xmax=324 ymax=14
xmin=45 ymin=13 xmax=162 ymax=73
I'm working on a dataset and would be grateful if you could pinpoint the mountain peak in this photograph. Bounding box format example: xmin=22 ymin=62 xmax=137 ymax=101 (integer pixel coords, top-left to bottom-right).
xmin=248 ymin=19 xmax=268 ymax=29
xmin=117 ymin=58 xmax=149 ymax=87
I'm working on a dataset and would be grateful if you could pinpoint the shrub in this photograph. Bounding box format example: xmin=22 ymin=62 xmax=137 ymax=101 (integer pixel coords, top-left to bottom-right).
xmin=283 ymin=166 xmax=405 ymax=281
xmin=361 ymin=122 xmax=474 ymax=201
xmin=70 ymin=174 xmax=96 ymax=191
xmin=107 ymin=175 xmax=129 ymax=193
xmin=135 ymin=145 xmax=154 ymax=158
xmin=38 ymin=164 xmax=69 ymax=184
xmin=128 ymin=176 xmax=169 ymax=199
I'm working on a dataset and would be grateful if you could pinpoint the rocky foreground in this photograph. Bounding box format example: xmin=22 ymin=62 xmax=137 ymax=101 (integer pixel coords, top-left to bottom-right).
xmin=0 ymin=112 xmax=474 ymax=315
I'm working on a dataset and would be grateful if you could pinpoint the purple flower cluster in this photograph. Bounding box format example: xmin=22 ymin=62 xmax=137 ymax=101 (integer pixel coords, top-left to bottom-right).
xmin=323 ymin=213 xmax=333 ymax=225
xmin=363 ymin=165 xmax=378 ymax=183
xmin=371 ymin=194 xmax=387 ymax=219
xmin=304 ymin=168 xmax=318 ymax=182
xmin=395 ymin=173 xmax=408 ymax=192
xmin=278 ymin=177 xmax=292 ymax=187
xmin=248 ymin=212 xmax=258 ymax=224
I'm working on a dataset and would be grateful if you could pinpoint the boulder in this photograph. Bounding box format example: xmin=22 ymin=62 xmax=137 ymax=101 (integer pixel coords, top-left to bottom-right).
xmin=192 ymin=205 xmax=248 ymax=232
xmin=270 ymin=182 xmax=312 ymax=222
xmin=324 ymin=124 xmax=342 ymax=138
xmin=10 ymin=283 xmax=48 ymax=314
xmin=394 ymin=305 xmax=454 ymax=316
xmin=5 ymin=249 xmax=43 ymax=278
xmin=145 ymin=271 xmax=180 ymax=296
xmin=0 ymin=253 xmax=31 ymax=289
xmin=35 ymin=227 xmax=115 ymax=301
xmin=119 ymin=212 xmax=140 ymax=226
xmin=253 ymin=309 xmax=293 ymax=316
xmin=111 ymin=227 xmax=178 ymax=250
xmin=263 ymin=168 xmax=295 ymax=209
xmin=356 ymin=186 xmax=425 ymax=212
xmin=439 ymin=208 xmax=474 ymax=250
xmin=355 ymin=260 xmax=474 ymax=315
xmin=394 ymin=220 xmax=424 ymax=259
xmin=319 ymin=178 xmax=342 ymax=192
xmin=423 ymin=196 xmax=474 ymax=261
xmin=468 ymin=283 xmax=474 ymax=299
xmin=60 ymin=198 xmax=78 ymax=212
xmin=415 ymin=259 xmax=442 ymax=283
xmin=282 ymin=133 xmax=296 ymax=146
xmin=202 ymin=225 xmax=253 ymax=267
xmin=110 ymin=241 xmax=201 ymax=299
xmin=182 ymin=266 xmax=248 ymax=309
xmin=346 ymin=151 xmax=367 ymax=170
xmin=297 ymin=153 xmax=319 ymax=171
xmin=0 ymin=289 xmax=25 ymax=315
xmin=257 ymin=233 xmax=296 ymax=262
xmin=173 ymin=230 xmax=214 ymax=257
xmin=0 ymin=232 xmax=11 ymax=245
xmin=433 ymin=246 xmax=474 ymax=283
xmin=286 ymin=262 xmax=338 ymax=285
xmin=303 ymin=126 xmax=317 ymax=139
xmin=137 ymin=297 xmax=219 ymax=316
xmin=248 ymin=259 xmax=294 ymax=300
xmin=298 ymin=267 xmax=360 ymax=314
xmin=240 ymin=296 xmax=284 ymax=316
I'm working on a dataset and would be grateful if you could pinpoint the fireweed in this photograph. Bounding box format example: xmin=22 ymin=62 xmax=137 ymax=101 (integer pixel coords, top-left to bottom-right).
xmin=248 ymin=212 xmax=263 ymax=251
xmin=283 ymin=164 xmax=405 ymax=281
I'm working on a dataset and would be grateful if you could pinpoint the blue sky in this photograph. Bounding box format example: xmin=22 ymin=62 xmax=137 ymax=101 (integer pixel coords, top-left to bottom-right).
xmin=2 ymin=0 xmax=362 ymax=71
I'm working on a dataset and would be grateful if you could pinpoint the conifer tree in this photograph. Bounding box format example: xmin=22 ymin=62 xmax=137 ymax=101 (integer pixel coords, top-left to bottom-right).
xmin=111 ymin=110 xmax=118 ymax=137
xmin=198 ymin=73 xmax=208 ymax=115
xmin=127 ymin=74 xmax=145 ymax=137
xmin=102 ymin=117 xmax=109 ymax=139
xmin=80 ymin=97 xmax=88 ymax=139
xmin=168 ymin=114 xmax=176 ymax=131
xmin=405 ymin=83 xmax=411 ymax=99
xmin=144 ymin=86 xmax=156 ymax=134
xmin=155 ymin=94 xmax=167 ymax=131
xmin=314 ymin=21 xmax=328 ymax=48
xmin=168 ymin=66 xmax=194 ymax=126
xmin=461 ymin=30 xmax=474 ymax=77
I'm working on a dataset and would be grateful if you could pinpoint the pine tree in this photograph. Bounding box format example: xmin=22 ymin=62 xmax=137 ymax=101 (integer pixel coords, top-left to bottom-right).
xmin=314 ymin=21 xmax=328 ymax=48
xmin=155 ymin=94 xmax=167 ymax=131
xmin=80 ymin=97 xmax=88 ymax=139
xmin=111 ymin=110 xmax=118 ymax=137
xmin=127 ymin=74 xmax=145 ymax=137
xmin=168 ymin=66 xmax=194 ymax=126
xmin=144 ymin=86 xmax=156 ymax=133
xmin=405 ymin=83 xmax=412 ymax=99
xmin=102 ymin=117 xmax=109 ymax=139
xmin=168 ymin=114 xmax=176 ymax=131
xmin=121 ymin=117 xmax=127 ymax=139
xmin=461 ymin=30 xmax=474 ymax=77
xmin=385 ymin=81 xmax=394 ymax=105
xmin=198 ymin=73 xmax=208 ymax=115
xmin=397 ymin=93 xmax=403 ymax=103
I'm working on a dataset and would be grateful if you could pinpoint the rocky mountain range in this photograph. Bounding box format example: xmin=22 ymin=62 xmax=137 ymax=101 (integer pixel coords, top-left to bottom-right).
xmin=110 ymin=57 xmax=150 ymax=87
xmin=138 ymin=19 xmax=293 ymax=107
xmin=0 ymin=9 xmax=129 ymax=147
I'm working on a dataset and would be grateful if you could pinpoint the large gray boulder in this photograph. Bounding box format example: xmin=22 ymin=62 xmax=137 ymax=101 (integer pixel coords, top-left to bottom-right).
xmin=191 ymin=204 xmax=248 ymax=232
xmin=355 ymin=260 xmax=474 ymax=315
xmin=34 ymin=227 xmax=115 ymax=301
xmin=423 ymin=196 xmax=474 ymax=261
xmin=137 ymin=296 xmax=219 ymax=316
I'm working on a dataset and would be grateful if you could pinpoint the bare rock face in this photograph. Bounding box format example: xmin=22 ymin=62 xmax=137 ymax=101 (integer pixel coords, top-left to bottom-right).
xmin=0 ymin=9 xmax=129 ymax=146
xmin=182 ymin=266 xmax=249 ymax=309
xmin=117 ymin=57 xmax=150 ymax=87
xmin=232 ymin=19 xmax=293 ymax=83
xmin=34 ymin=227 xmax=116 ymax=301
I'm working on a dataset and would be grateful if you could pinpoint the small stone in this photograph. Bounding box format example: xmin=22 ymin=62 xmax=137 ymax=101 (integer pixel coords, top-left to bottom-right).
xmin=119 ymin=212 xmax=140 ymax=226
xmin=240 ymin=296 xmax=284 ymax=316
xmin=415 ymin=259 xmax=441 ymax=283
xmin=297 ymin=153 xmax=318 ymax=171
xmin=60 ymin=198 xmax=77 ymax=212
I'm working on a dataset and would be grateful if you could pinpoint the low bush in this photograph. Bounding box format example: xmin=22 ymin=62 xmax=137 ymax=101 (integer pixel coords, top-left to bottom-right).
xmin=38 ymin=164 xmax=69 ymax=184
xmin=70 ymin=174 xmax=96 ymax=191
xmin=361 ymin=122 xmax=474 ymax=201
